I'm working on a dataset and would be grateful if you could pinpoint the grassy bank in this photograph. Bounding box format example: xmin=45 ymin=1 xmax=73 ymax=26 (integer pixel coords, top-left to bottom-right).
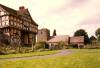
xmin=0 ymin=49 xmax=100 ymax=68
xmin=0 ymin=50 xmax=60 ymax=59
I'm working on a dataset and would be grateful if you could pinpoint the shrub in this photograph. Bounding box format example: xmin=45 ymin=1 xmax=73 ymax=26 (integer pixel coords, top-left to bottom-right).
xmin=16 ymin=47 xmax=31 ymax=53
xmin=67 ymin=44 xmax=78 ymax=49
xmin=0 ymin=51 xmax=6 ymax=55
xmin=34 ymin=42 xmax=46 ymax=50
xmin=58 ymin=41 xmax=67 ymax=49
xmin=84 ymin=44 xmax=100 ymax=49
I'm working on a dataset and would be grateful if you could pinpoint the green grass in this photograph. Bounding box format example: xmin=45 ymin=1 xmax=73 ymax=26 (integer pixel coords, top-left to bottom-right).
xmin=0 ymin=50 xmax=60 ymax=59
xmin=0 ymin=49 xmax=100 ymax=68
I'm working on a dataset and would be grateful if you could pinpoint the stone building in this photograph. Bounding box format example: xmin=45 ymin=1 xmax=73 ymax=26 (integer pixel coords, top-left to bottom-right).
xmin=37 ymin=28 xmax=85 ymax=49
xmin=0 ymin=4 xmax=38 ymax=46
xmin=47 ymin=35 xmax=69 ymax=49
xmin=37 ymin=28 xmax=70 ymax=49
xmin=37 ymin=28 xmax=50 ymax=42
xmin=70 ymin=36 xmax=84 ymax=48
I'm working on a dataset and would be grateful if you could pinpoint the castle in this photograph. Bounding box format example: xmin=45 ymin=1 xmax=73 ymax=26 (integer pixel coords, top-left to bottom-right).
xmin=0 ymin=4 xmax=84 ymax=49
xmin=37 ymin=28 xmax=84 ymax=49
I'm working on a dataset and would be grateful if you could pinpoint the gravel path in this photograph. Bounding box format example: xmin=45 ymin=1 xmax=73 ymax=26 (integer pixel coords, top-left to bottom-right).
xmin=0 ymin=50 xmax=71 ymax=61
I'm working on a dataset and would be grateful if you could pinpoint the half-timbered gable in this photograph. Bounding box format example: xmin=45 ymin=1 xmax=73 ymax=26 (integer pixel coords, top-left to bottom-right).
xmin=0 ymin=4 xmax=38 ymax=46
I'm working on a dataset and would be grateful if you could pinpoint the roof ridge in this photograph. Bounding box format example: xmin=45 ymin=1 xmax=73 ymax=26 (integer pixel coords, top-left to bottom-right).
xmin=0 ymin=4 xmax=17 ymax=12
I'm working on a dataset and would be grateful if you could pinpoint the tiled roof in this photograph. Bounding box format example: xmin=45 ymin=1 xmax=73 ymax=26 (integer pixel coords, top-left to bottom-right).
xmin=38 ymin=28 xmax=50 ymax=30
xmin=0 ymin=4 xmax=17 ymax=15
xmin=70 ymin=36 xmax=84 ymax=43
xmin=17 ymin=9 xmax=38 ymax=26
xmin=0 ymin=4 xmax=38 ymax=26
xmin=47 ymin=35 xmax=69 ymax=43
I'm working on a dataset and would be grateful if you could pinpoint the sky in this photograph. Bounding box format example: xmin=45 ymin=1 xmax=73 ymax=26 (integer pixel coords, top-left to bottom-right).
xmin=0 ymin=0 xmax=100 ymax=36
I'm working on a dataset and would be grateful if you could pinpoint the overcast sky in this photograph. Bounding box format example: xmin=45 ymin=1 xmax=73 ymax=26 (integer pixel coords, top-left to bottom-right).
xmin=0 ymin=0 xmax=100 ymax=36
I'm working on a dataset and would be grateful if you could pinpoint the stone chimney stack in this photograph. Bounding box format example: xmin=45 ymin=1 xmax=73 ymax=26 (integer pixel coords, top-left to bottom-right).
xmin=19 ymin=6 xmax=25 ymax=10
xmin=19 ymin=6 xmax=26 ymax=13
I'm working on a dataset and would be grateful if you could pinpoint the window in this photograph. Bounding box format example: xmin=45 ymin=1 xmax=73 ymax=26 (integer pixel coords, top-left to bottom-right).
xmin=29 ymin=27 xmax=32 ymax=31
xmin=24 ymin=21 xmax=27 ymax=25
xmin=27 ymin=22 xmax=29 ymax=26
xmin=18 ymin=19 xmax=20 ymax=22
xmin=18 ymin=23 xmax=21 ymax=28
xmin=1 ymin=11 xmax=4 ymax=15
xmin=20 ymin=23 xmax=21 ymax=28
xmin=27 ymin=28 xmax=28 ymax=30
xmin=10 ymin=16 xmax=13 ymax=20
xmin=0 ymin=18 xmax=2 ymax=26
xmin=5 ymin=16 xmax=9 ymax=20
xmin=5 ymin=28 xmax=7 ymax=32
xmin=14 ymin=22 xmax=16 ymax=26
xmin=4 ymin=11 xmax=7 ymax=15
xmin=10 ymin=21 xmax=13 ymax=25
xmin=0 ymin=22 xmax=2 ymax=26
xmin=20 ymin=21 xmax=22 ymax=24
xmin=19 ymin=23 xmax=21 ymax=28
xmin=2 ymin=16 xmax=5 ymax=21
xmin=5 ymin=21 xmax=9 ymax=25
xmin=14 ymin=17 xmax=16 ymax=21
xmin=13 ymin=29 xmax=17 ymax=33
xmin=2 ymin=21 xmax=5 ymax=26
xmin=2 ymin=16 xmax=8 ymax=21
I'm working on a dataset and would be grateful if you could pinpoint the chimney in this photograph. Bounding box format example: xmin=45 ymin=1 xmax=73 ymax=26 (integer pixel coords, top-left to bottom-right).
xmin=19 ymin=6 xmax=25 ymax=10
xmin=19 ymin=6 xmax=26 ymax=13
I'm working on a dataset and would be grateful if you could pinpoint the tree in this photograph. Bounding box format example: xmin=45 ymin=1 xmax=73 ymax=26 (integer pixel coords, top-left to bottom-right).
xmin=95 ymin=28 xmax=100 ymax=41
xmin=74 ymin=29 xmax=90 ymax=44
xmin=90 ymin=36 xmax=97 ymax=42
xmin=90 ymin=35 xmax=97 ymax=45
xmin=53 ymin=29 xmax=57 ymax=36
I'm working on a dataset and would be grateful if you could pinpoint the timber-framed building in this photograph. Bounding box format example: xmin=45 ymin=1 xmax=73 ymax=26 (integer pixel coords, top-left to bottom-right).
xmin=0 ymin=4 xmax=38 ymax=46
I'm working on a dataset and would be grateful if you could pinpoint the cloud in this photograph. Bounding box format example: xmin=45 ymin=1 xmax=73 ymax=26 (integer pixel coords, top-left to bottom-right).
xmin=49 ymin=0 xmax=89 ymax=14
xmin=1 ymin=0 xmax=100 ymax=36
xmin=75 ymin=13 xmax=100 ymax=36
xmin=37 ymin=0 xmax=100 ymax=36
xmin=72 ymin=0 xmax=87 ymax=4
xmin=70 ymin=0 xmax=88 ymax=7
xmin=77 ymin=13 xmax=100 ymax=26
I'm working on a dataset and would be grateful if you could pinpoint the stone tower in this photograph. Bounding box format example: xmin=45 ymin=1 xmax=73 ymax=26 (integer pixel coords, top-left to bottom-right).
xmin=37 ymin=28 xmax=50 ymax=42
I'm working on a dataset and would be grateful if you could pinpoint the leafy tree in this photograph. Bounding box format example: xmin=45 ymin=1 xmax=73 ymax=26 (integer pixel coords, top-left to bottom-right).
xmin=74 ymin=29 xmax=90 ymax=44
xmin=95 ymin=28 xmax=100 ymax=41
xmin=53 ymin=29 xmax=57 ymax=36
xmin=90 ymin=36 xmax=97 ymax=42
xmin=89 ymin=35 xmax=97 ymax=45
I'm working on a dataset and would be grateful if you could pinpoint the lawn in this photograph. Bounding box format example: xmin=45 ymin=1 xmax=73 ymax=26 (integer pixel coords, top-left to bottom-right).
xmin=0 ymin=50 xmax=60 ymax=59
xmin=0 ymin=49 xmax=100 ymax=68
